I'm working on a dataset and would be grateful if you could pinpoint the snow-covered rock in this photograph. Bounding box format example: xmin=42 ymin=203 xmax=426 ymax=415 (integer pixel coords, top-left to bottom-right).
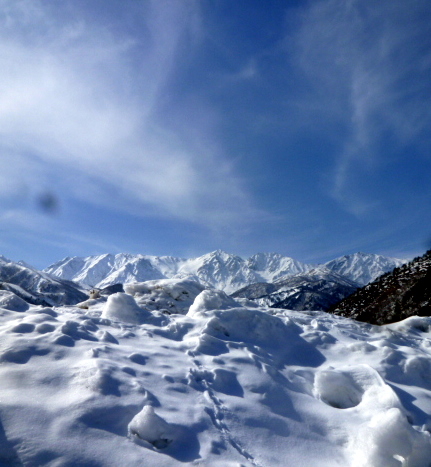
xmin=128 ymin=405 xmax=177 ymax=449
xmin=101 ymin=292 xmax=151 ymax=324
xmin=125 ymin=278 xmax=205 ymax=315
xmin=187 ymin=289 xmax=239 ymax=316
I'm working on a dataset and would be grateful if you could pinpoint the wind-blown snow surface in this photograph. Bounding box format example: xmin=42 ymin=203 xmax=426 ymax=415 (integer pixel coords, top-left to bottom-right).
xmin=1 ymin=280 xmax=431 ymax=466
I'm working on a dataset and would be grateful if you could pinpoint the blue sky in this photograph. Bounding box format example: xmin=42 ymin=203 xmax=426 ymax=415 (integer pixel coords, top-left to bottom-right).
xmin=1 ymin=0 xmax=431 ymax=269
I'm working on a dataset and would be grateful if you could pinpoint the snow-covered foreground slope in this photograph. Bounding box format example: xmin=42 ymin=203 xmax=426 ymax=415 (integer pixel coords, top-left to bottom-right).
xmin=1 ymin=280 xmax=430 ymax=466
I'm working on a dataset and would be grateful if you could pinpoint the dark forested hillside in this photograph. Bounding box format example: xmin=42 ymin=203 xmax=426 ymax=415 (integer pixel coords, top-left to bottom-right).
xmin=328 ymin=250 xmax=431 ymax=325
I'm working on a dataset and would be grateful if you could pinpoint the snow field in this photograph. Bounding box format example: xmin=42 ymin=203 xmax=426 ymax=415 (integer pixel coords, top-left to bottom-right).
xmin=0 ymin=278 xmax=430 ymax=466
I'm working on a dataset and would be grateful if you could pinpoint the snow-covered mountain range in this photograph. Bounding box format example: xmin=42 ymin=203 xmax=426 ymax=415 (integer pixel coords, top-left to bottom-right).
xmin=232 ymin=267 xmax=360 ymax=311
xmin=0 ymin=255 xmax=87 ymax=306
xmin=45 ymin=250 xmax=405 ymax=294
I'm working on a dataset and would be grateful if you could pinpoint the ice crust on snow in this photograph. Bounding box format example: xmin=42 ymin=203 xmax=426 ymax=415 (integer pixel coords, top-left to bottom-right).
xmin=0 ymin=279 xmax=430 ymax=466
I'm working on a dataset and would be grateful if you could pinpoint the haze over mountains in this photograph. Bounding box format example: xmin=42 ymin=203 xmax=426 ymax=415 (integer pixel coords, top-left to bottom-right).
xmin=45 ymin=250 xmax=405 ymax=294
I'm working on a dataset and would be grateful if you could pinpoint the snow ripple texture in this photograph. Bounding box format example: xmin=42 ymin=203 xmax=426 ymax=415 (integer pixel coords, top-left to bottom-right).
xmin=0 ymin=279 xmax=430 ymax=466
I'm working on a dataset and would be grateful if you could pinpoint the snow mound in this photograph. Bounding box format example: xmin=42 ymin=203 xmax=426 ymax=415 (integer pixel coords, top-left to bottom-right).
xmin=313 ymin=364 xmax=431 ymax=465
xmin=128 ymin=405 xmax=176 ymax=449
xmin=351 ymin=407 xmax=431 ymax=466
xmin=101 ymin=293 xmax=151 ymax=324
xmin=386 ymin=315 xmax=431 ymax=334
xmin=187 ymin=289 xmax=239 ymax=316
xmin=202 ymin=308 xmax=297 ymax=347
xmin=125 ymin=278 xmax=205 ymax=315
xmin=198 ymin=308 xmax=325 ymax=367
xmin=0 ymin=290 xmax=29 ymax=312
xmin=1 ymin=291 xmax=431 ymax=466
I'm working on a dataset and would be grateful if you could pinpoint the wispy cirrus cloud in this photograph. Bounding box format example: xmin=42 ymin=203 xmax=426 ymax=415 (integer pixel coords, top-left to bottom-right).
xmin=0 ymin=0 xmax=262 ymax=233
xmin=287 ymin=0 xmax=431 ymax=215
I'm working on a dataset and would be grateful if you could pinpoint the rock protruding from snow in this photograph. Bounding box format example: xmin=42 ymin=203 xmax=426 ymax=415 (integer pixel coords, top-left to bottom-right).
xmin=187 ymin=289 xmax=239 ymax=316
xmin=125 ymin=279 xmax=205 ymax=315
xmin=101 ymin=293 xmax=151 ymax=324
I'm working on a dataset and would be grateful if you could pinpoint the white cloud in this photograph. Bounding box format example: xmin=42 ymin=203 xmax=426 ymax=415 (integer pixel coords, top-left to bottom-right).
xmin=0 ymin=0 xmax=261 ymax=232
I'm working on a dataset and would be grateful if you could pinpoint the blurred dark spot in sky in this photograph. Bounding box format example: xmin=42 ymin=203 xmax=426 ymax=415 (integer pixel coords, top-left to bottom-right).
xmin=36 ymin=191 xmax=59 ymax=215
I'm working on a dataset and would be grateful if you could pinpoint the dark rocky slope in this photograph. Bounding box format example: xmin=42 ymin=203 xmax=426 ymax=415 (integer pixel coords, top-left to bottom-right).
xmin=328 ymin=250 xmax=431 ymax=325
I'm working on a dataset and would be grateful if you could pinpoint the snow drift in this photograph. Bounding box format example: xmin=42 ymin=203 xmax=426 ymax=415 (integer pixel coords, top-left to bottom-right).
xmin=0 ymin=277 xmax=430 ymax=466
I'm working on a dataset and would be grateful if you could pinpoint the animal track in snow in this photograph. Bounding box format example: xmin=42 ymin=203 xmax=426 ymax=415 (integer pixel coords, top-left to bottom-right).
xmin=186 ymin=350 xmax=262 ymax=467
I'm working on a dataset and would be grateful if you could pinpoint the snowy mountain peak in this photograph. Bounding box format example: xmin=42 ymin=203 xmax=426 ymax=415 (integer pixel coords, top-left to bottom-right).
xmin=207 ymin=249 xmax=235 ymax=258
xmin=324 ymin=252 xmax=405 ymax=286
xmin=247 ymin=252 xmax=312 ymax=281
xmin=44 ymin=250 xmax=406 ymax=294
xmin=292 ymin=265 xmax=359 ymax=285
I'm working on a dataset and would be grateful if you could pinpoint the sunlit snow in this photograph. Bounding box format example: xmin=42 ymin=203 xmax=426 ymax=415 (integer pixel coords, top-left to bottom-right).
xmin=0 ymin=279 xmax=430 ymax=466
